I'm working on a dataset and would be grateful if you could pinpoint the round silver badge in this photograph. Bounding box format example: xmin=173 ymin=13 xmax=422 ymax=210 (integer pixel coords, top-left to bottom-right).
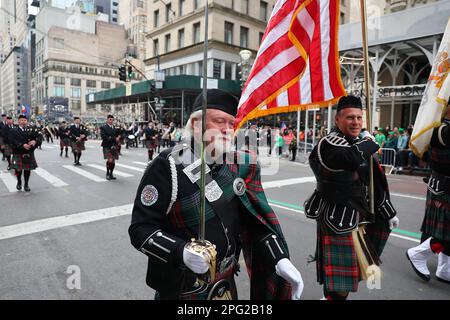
xmin=141 ymin=185 xmax=159 ymax=206
xmin=233 ymin=178 xmax=246 ymax=196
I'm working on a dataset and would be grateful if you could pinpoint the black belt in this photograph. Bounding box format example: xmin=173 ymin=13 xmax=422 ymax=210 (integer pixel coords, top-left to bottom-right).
xmin=431 ymin=170 xmax=450 ymax=194
xmin=316 ymin=181 xmax=366 ymax=203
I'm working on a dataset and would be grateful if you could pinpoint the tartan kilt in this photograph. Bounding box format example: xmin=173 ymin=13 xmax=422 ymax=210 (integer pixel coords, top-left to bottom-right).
xmin=11 ymin=153 xmax=37 ymax=171
xmin=421 ymin=190 xmax=450 ymax=242
xmin=60 ymin=138 xmax=70 ymax=148
xmin=316 ymin=216 xmax=391 ymax=292
xmin=145 ymin=139 xmax=156 ymax=149
xmin=71 ymin=140 xmax=86 ymax=152
xmin=0 ymin=136 xmax=3 ymax=149
xmin=103 ymin=146 xmax=119 ymax=160
xmin=3 ymin=144 xmax=13 ymax=157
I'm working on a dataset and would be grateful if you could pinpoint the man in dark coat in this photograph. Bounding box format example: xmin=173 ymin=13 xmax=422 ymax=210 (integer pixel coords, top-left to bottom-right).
xmin=1 ymin=116 xmax=14 ymax=170
xmin=406 ymin=100 xmax=450 ymax=284
xmin=69 ymin=117 xmax=87 ymax=166
xmin=58 ymin=121 xmax=71 ymax=158
xmin=100 ymin=115 xmax=120 ymax=180
xmin=129 ymin=89 xmax=304 ymax=300
xmin=8 ymin=115 xmax=42 ymax=192
xmin=304 ymin=95 xmax=399 ymax=300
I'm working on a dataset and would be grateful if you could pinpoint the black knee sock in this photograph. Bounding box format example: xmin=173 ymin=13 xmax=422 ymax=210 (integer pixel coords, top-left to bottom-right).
xmin=78 ymin=153 xmax=82 ymax=162
xmin=16 ymin=170 xmax=22 ymax=183
xmin=24 ymin=170 xmax=30 ymax=186
xmin=6 ymin=156 xmax=11 ymax=166
xmin=65 ymin=147 xmax=68 ymax=155
xmin=323 ymin=288 xmax=348 ymax=300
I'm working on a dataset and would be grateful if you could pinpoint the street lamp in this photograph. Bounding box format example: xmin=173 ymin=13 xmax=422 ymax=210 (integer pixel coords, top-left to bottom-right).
xmin=239 ymin=49 xmax=253 ymax=88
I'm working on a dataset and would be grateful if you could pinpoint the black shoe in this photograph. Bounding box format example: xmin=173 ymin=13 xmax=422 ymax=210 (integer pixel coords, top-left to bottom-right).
xmin=24 ymin=185 xmax=30 ymax=192
xmin=436 ymin=275 xmax=450 ymax=284
xmin=106 ymin=174 xmax=111 ymax=181
xmin=60 ymin=151 xmax=63 ymax=157
xmin=7 ymin=165 xmax=11 ymax=170
xmin=405 ymin=251 xmax=431 ymax=282
xmin=110 ymin=174 xmax=117 ymax=180
xmin=65 ymin=154 xmax=68 ymax=158
xmin=16 ymin=182 xmax=22 ymax=191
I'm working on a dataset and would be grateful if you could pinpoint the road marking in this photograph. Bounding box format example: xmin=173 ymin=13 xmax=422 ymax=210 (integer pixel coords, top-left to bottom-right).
xmin=391 ymin=193 xmax=426 ymax=201
xmin=262 ymin=176 xmax=316 ymax=189
xmin=62 ymin=165 xmax=105 ymax=182
xmin=133 ymin=161 xmax=149 ymax=166
xmin=86 ymin=164 xmax=134 ymax=178
xmin=0 ymin=171 xmax=18 ymax=192
xmin=34 ymin=168 xmax=68 ymax=187
xmin=0 ymin=204 xmax=133 ymax=241
xmin=42 ymin=145 xmax=58 ymax=149
xmin=114 ymin=163 xmax=144 ymax=172
xmin=0 ymin=199 xmax=422 ymax=244
xmin=267 ymin=199 xmax=421 ymax=243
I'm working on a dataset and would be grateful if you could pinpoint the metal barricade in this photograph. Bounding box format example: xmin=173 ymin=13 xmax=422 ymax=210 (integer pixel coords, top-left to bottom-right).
xmin=378 ymin=148 xmax=396 ymax=175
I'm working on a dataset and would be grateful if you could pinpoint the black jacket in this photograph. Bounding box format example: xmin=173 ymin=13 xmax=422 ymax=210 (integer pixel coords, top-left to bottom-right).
xmin=8 ymin=126 xmax=42 ymax=154
xmin=100 ymin=124 xmax=118 ymax=148
xmin=69 ymin=124 xmax=87 ymax=142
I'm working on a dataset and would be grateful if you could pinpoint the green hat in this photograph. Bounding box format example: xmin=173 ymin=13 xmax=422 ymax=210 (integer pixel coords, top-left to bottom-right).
xmin=388 ymin=131 xmax=394 ymax=135
xmin=399 ymin=128 xmax=405 ymax=134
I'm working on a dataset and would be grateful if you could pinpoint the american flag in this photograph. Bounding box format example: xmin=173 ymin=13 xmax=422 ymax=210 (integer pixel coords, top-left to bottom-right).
xmin=235 ymin=0 xmax=346 ymax=130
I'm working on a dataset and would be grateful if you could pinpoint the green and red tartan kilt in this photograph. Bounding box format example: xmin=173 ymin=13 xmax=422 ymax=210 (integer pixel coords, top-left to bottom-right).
xmin=2 ymin=144 xmax=12 ymax=157
xmin=103 ymin=146 xmax=119 ymax=160
xmin=145 ymin=139 xmax=156 ymax=149
xmin=60 ymin=138 xmax=70 ymax=148
xmin=316 ymin=217 xmax=391 ymax=292
xmin=71 ymin=140 xmax=85 ymax=152
xmin=421 ymin=191 xmax=450 ymax=242
xmin=11 ymin=153 xmax=37 ymax=171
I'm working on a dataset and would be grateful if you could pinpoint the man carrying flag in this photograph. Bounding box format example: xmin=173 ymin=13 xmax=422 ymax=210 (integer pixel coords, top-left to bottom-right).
xmin=406 ymin=19 xmax=450 ymax=284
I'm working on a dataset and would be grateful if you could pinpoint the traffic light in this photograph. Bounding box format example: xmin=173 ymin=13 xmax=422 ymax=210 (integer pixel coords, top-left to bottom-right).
xmin=118 ymin=65 xmax=126 ymax=82
xmin=128 ymin=65 xmax=133 ymax=79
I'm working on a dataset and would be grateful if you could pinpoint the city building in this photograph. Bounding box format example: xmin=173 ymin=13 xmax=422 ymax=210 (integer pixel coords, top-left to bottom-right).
xmin=31 ymin=4 xmax=133 ymax=120
xmin=338 ymin=0 xmax=449 ymax=130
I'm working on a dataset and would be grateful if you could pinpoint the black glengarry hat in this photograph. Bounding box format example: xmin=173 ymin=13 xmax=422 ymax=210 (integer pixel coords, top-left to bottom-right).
xmin=337 ymin=95 xmax=362 ymax=112
xmin=192 ymin=89 xmax=238 ymax=117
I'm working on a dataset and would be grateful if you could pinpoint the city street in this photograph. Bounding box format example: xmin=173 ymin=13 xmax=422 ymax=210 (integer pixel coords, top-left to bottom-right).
xmin=0 ymin=140 xmax=448 ymax=300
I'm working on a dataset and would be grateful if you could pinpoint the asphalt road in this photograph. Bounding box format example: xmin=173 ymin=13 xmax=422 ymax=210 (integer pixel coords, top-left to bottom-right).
xmin=0 ymin=140 xmax=448 ymax=300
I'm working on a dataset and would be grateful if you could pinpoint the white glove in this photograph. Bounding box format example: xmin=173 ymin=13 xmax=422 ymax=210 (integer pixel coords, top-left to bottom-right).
xmin=388 ymin=216 xmax=400 ymax=230
xmin=183 ymin=247 xmax=209 ymax=274
xmin=275 ymin=258 xmax=304 ymax=300
xmin=360 ymin=130 xmax=376 ymax=142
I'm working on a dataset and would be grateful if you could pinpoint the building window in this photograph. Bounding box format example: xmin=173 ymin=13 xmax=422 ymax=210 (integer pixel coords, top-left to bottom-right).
xmin=178 ymin=28 xmax=185 ymax=49
xmin=194 ymin=0 xmax=200 ymax=10
xmin=225 ymin=61 xmax=233 ymax=80
xmin=86 ymin=88 xmax=96 ymax=95
xmin=240 ymin=26 xmax=249 ymax=48
xmin=179 ymin=0 xmax=185 ymax=16
xmin=193 ymin=22 xmax=201 ymax=44
xmin=101 ymin=81 xmax=111 ymax=89
xmin=112 ymin=18 xmax=117 ymax=22
xmin=137 ymin=0 xmax=144 ymax=8
xmin=54 ymin=86 xmax=65 ymax=97
xmin=71 ymin=100 xmax=81 ymax=111
xmin=71 ymin=87 xmax=81 ymax=98
xmin=86 ymin=80 xmax=97 ymax=88
xmin=260 ymin=1 xmax=268 ymax=21
xmin=154 ymin=10 xmax=159 ymax=27
xmin=259 ymin=32 xmax=264 ymax=45
xmin=153 ymin=39 xmax=159 ymax=56
xmin=241 ymin=0 xmax=249 ymax=15
xmin=54 ymin=76 xmax=65 ymax=85
xmin=166 ymin=3 xmax=172 ymax=22
xmin=71 ymin=78 xmax=81 ymax=86
xmin=165 ymin=34 xmax=171 ymax=53
xmin=54 ymin=37 xmax=64 ymax=49
xmin=224 ymin=22 xmax=233 ymax=45
xmin=213 ymin=59 xmax=221 ymax=79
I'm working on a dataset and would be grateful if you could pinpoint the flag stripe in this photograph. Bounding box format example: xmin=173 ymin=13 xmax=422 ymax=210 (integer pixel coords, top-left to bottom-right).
xmin=320 ymin=0 xmax=333 ymax=100
xmin=235 ymin=0 xmax=345 ymax=129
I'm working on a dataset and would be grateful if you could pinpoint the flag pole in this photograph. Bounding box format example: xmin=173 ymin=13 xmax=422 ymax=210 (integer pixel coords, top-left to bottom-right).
xmin=199 ymin=0 xmax=209 ymax=241
xmin=359 ymin=0 xmax=375 ymax=217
